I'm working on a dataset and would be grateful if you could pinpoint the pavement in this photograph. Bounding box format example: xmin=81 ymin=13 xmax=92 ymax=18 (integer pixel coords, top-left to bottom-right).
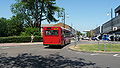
xmin=0 ymin=42 xmax=43 ymax=46
xmin=0 ymin=39 xmax=75 ymax=47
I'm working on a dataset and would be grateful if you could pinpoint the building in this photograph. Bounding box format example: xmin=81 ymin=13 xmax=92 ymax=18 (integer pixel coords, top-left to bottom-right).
xmin=102 ymin=5 xmax=120 ymax=34
xmin=93 ymin=5 xmax=120 ymax=36
xmin=41 ymin=23 xmax=75 ymax=36
xmin=93 ymin=26 xmax=101 ymax=36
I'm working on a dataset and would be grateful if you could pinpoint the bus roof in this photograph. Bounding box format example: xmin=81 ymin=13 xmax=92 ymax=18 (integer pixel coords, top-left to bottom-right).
xmin=43 ymin=26 xmax=71 ymax=31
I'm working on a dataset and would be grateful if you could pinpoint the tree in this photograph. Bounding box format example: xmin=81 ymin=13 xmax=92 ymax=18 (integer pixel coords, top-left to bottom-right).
xmin=20 ymin=27 xmax=41 ymax=36
xmin=11 ymin=0 xmax=59 ymax=29
xmin=76 ymin=31 xmax=82 ymax=37
xmin=0 ymin=16 xmax=24 ymax=37
xmin=7 ymin=15 xmax=24 ymax=36
xmin=86 ymin=31 xmax=91 ymax=38
xmin=0 ymin=18 xmax=8 ymax=37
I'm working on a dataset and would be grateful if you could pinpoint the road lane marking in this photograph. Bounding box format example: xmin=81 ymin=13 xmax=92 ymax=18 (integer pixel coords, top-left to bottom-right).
xmin=1 ymin=47 xmax=10 ymax=49
xmin=90 ymin=53 xmax=100 ymax=56
xmin=113 ymin=54 xmax=118 ymax=56
xmin=113 ymin=54 xmax=120 ymax=57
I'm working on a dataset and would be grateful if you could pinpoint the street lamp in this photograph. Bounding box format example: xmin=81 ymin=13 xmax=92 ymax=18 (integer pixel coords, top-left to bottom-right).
xmin=63 ymin=10 xmax=65 ymax=28
xmin=107 ymin=8 xmax=113 ymax=32
xmin=61 ymin=10 xmax=69 ymax=28
xmin=58 ymin=8 xmax=69 ymax=28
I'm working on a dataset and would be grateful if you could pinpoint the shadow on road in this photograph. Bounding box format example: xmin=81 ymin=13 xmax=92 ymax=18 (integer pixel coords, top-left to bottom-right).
xmin=0 ymin=53 xmax=96 ymax=68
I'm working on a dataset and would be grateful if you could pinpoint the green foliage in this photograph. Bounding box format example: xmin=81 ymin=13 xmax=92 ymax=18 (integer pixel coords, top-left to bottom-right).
xmin=8 ymin=16 xmax=23 ymax=36
xmin=76 ymin=31 xmax=82 ymax=36
xmin=33 ymin=36 xmax=43 ymax=42
xmin=11 ymin=0 xmax=60 ymax=28
xmin=86 ymin=31 xmax=91 ymax=38
xmin=0 ymin=16 xmax=24 ymax=37
xmin=21 ymin=27 xmax=41 ymax=36
xmin=0 ymin=36 xmax=42 ymax=43
xmin=74 ymin=44 xmax=120 ymax=52
xmin=57 ymin=8 xmax=65 ymax=18
xmin=0 ymin=18 xmax=8 ymax=37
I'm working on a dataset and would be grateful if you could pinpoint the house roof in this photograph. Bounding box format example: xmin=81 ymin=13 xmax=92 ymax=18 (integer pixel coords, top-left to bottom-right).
xmin=53 ymin=23 xmax=71 ymax=29
xmin=41 ymin=23 xmax=74 ymax=30
xmin=41 ymin=24 xmax=54 ymax=27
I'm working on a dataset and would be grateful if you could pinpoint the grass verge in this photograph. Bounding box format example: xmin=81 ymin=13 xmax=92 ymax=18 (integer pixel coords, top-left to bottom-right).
xmin=69 ymin=44 xmax=120 ymax=52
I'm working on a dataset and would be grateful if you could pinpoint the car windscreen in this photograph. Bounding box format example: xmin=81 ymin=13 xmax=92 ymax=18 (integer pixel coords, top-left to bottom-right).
xmin=45 ymin=30 xmax=58 ymax=35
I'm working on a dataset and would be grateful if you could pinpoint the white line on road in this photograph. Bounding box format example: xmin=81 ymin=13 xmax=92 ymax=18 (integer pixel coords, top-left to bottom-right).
xmin=1 ymin=47 xmax=10 ymax=49
xmin=113 ymin=54 xmax=120 ymax=57
xmin=113 ymin=54 xmax=118 ymax=56
xmin=90 ymin=53 xmax=100 ymax=56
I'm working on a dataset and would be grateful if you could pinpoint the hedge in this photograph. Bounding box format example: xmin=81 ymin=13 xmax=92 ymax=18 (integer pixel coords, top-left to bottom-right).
xmin=0 ymin=36 xmax=43 ymax=43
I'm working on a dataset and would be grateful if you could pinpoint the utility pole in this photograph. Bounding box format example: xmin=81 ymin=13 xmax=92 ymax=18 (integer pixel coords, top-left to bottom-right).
xmin=111 ymin=8 xmax=113 ymax=31
xmin=64 ymin=10 xmax=65 ymax=28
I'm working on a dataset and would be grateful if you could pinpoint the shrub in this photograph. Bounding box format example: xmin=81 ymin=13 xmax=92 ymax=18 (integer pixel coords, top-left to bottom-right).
xmin=0 ymin=36 xmax=42 ymax=43
xmin=20 ymin=27 xmax=41 ymax=36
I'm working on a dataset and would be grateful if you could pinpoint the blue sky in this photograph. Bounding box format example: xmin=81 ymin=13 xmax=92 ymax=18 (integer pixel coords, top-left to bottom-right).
xmin=0 ymin=0 xmax=120 ymax=32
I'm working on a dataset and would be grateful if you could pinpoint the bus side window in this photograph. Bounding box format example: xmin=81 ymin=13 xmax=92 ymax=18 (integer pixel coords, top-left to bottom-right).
xmin=62 ymin=31 xmax=65 ymax=37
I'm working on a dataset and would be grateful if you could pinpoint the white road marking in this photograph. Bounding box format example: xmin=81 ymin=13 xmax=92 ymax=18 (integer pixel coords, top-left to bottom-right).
xmin=90 ymin=53 xmax=100 ymax=56
xmin=113 ymin=54 xmax=120 ymax=57
xmin=1 ymin=47 xmax=10 ymax=49
xmin=113 ymin=54 xmax=118 ymax=56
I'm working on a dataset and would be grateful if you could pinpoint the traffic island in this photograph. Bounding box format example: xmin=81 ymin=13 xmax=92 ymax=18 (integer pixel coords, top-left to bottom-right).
xmin=69 ymin=44 xmax=120 ymax=53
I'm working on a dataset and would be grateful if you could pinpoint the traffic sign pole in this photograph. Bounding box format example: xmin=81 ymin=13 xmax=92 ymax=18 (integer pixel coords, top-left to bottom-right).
xmin=98 ymin=40 xmax=100 ymax=51
xmin=104 ymin=40 xmax=106 ymax=52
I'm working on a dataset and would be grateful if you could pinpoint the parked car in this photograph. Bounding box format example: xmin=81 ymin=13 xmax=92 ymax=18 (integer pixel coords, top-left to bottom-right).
xmin=91 ymin=37 xmax=96 ymax=40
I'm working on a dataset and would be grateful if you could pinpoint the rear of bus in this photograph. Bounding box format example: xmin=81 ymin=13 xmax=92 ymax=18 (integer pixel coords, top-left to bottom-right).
xmin=43 ymin=27 xmax=63 ymax=46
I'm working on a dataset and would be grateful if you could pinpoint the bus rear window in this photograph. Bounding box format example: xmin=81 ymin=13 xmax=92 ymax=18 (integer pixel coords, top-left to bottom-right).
xmin=45 ymin=30 xmax=58 ymax=35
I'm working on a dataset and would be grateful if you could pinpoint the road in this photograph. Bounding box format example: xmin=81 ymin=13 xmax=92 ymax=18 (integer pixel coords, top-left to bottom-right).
xmin=0 ymin=41 xmax=120 ymax=68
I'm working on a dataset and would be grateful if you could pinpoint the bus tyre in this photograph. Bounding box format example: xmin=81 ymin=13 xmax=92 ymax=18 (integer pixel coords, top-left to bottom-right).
xmin=69 ymin=40 xmax=71 ymax=44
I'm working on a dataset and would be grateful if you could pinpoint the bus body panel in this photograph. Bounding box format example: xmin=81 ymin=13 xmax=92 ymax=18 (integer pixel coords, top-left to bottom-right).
xmin=43 ymin=36 xmax=62 ymax=45
xmin=43 ymin=27 xmax=71 ymax=46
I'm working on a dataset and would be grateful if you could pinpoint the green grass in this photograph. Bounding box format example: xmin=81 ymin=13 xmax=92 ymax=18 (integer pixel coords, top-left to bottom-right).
xmin=75 ymin=44 xmax=120 ymax=52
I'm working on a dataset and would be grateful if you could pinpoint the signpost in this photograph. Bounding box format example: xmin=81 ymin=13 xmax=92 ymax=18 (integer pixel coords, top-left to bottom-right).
xmin=102 ymin=34 xmax=111 ymax=51
xmin=96 ymin=35 xmax=101 ymax=51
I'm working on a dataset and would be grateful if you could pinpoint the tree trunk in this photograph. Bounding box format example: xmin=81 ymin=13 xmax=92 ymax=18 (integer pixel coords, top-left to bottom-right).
xmin=39 ymin=0 xmax=44 ymax=36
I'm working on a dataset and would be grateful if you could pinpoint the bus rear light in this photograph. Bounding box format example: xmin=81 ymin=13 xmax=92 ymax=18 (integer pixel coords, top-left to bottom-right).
xmin=54 ymin=28 xmax=58 ymax=30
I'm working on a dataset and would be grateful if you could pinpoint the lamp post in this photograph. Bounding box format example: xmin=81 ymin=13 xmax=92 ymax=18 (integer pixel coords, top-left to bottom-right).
xmin=111 ymin=8 xmax=113 ymax=32
xmin=62 ymin=10 xmax=69 ymax=28
xmin=107 ymin=8 xmax=113 ymax=32
xmin=64 ymin=10 xmax=65 ymax=28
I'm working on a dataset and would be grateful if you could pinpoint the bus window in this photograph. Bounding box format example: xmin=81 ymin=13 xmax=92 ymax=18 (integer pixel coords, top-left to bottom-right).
xmin=45 ymin=30 xmax=58 ymax=35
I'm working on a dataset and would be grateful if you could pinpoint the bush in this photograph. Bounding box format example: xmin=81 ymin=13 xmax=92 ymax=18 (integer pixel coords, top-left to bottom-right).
xmin=0 ymin=36 xmax=43 ymax=43
xmin=33 ymin=36 xmax=43 ymax=42
xmin=20 ymin=27 xmax=41 ymax=36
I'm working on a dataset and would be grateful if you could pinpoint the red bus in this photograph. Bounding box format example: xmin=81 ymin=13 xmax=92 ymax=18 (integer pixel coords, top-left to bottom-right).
xmin=43 ymin=27 xmax=71 ymax=47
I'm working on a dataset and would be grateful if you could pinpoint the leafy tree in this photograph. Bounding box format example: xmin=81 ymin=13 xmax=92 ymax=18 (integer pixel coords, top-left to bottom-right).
xmin=0 ymin=18 xmax=8 ymax=37
xmin=0 ymin=16 xmax=24 ymax=37
xmin=57 ymin=8 xmax=65 ymax=18
xmin=7 ymin=15 xmax=24 ymax=36
xmin=11 ymin=0 xmax=60 ymax=29
xmin=76 ymin=31 xmax=82 ymax=37
xmin=86 ymin=31 xmax=91 ymax=38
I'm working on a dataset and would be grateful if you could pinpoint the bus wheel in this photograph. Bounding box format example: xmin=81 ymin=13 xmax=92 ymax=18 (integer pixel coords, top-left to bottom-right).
xmin=49 ymin=45 xmax=52 ymax=47
xmin=69 ymin=40 xmax=71 ymax=44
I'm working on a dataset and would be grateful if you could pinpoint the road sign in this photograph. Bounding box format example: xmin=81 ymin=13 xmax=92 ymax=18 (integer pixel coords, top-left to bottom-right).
xmin=113 ymin=27 xmax=117 ymax=31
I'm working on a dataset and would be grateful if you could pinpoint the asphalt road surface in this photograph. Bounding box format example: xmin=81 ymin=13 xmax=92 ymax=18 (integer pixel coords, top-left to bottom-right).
xmin=0 ymin=41 xmax=120 ymax=68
